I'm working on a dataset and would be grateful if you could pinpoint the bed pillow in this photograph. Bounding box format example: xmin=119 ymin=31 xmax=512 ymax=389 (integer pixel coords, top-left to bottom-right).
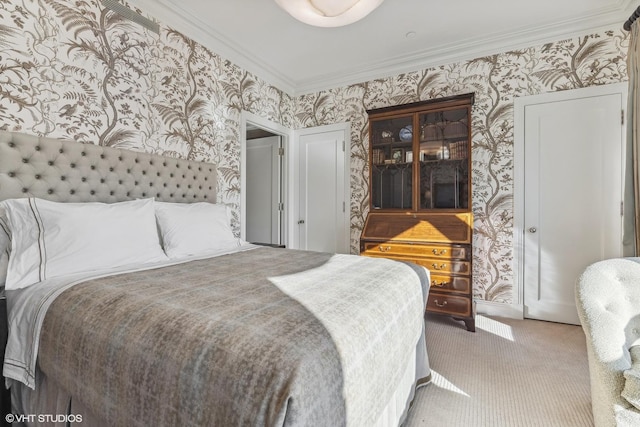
xmin=0 ymin=207 xmax=10 ymax=288
xmin=154 ymin=201 xmax=240 ymax=259
xmin=623 ymin=342 xmax=640 ymax=410
xmin=1 ymin=197 xmax=167 ymax=290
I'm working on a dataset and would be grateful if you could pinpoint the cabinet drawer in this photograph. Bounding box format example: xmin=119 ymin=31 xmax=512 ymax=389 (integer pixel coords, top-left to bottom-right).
xmin=430 ymin=275 xmax=470 ymax=293
xmin=427 ymin=294 xmax=471 ymax=317
xmin=413 ymin=259 xmax=470 ymax=274
xmin=362 ymin=252 xmax=470 ymax=275
xmin=363 ymin=242 xmax=469 ymax=260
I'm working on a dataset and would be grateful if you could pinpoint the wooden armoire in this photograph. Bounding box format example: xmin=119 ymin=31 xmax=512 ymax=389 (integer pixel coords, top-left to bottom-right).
xmin=360 ymin=93 xmax=475 ymax=332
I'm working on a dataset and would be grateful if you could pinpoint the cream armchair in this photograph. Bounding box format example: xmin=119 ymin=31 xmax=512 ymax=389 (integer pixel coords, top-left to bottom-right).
xmin=576 ymin=258 xmax=640 ymax=427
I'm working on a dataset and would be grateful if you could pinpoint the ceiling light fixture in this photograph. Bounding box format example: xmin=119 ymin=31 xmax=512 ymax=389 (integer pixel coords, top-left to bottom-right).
xmin=274 ymin=0 xmax=384 ymax=27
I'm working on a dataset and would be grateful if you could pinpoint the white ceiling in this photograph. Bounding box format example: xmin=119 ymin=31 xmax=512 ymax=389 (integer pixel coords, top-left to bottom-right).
xmin=128 ymin=0 xmax=636 ymax=95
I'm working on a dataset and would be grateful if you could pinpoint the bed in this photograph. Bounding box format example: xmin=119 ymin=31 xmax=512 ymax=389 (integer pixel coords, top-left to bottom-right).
xmin=0 ymin=130 xmax=431 ymax=426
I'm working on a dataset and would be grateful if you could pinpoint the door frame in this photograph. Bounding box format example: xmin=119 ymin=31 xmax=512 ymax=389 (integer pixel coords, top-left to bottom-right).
xmin=293 ymin=122 xmax=351 ymax=252
xmin=240 ymin=111 xmax=292 ymax=245
xmin=512 ymin=82 xmax=627 ymax=318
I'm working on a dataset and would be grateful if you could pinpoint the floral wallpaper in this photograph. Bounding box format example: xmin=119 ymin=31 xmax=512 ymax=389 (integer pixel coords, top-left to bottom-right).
xmin=0 ymin=0 xmax=629 ymax=304
xmin=294 ymin=31 xmax=628 ymax=303
xmin=0 ymin=0 xmax=293 ymax=233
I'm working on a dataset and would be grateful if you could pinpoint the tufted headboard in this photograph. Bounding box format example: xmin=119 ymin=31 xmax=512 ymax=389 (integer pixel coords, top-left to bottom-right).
xmin=0 ymin=131 xmax=217 ymax=204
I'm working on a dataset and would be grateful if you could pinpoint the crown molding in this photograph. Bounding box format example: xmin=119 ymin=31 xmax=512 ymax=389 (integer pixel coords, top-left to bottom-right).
xmin=126 ymin=0 xmax=297 ymax=95
xmin=126 ymin=0 xmax=634 ymax=97
xmin=294 ymin=0 xmax=636 ymax=94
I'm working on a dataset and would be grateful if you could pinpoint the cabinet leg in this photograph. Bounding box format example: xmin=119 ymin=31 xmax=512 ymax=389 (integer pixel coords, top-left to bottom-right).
xmin=463 ymin=318 xmax=475 ymax=332
xmin=451 ymin=316 xmax=475 ymax=332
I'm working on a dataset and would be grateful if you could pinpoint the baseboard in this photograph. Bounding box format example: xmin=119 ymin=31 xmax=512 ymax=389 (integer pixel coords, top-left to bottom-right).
xmin=475 ymin=300 xmax=524 ymax=320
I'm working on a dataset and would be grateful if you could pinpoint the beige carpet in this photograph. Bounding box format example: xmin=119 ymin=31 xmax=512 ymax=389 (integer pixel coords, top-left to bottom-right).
xmin=405 ymin=314 xmax=593 ymax=427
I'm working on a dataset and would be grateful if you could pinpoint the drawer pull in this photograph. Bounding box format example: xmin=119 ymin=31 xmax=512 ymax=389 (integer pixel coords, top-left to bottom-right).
xmin=432 ymin=249 xmax=448 ymax=255
xmin=434 ymin=299 xmax=448 ymax=308
xmin=431 ymin=263 xmax=447 ymax=270
xmin=378 ymin=246 xmax=391 ymax=252
xmin=431 ymin=280 xmax=448 ymax=287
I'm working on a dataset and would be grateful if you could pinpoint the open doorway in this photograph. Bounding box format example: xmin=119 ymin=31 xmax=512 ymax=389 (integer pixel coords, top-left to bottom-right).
xmin=240 ymin=111 xmax=290 ymax=247
xmin=245 ymin=124 xmax=283 ymax=245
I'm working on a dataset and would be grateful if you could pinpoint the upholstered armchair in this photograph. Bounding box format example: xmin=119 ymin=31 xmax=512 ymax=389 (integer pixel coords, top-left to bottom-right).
xmin=576 ymin=258 xmax=640 ymax=426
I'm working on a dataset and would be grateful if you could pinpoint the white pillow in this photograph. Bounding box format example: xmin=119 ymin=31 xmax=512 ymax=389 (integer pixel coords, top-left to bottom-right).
xmin=1 ymin=198 xmax=167 ymax=290
xmin=154 ymin=202 xmax=240 ymax=259
xmin=0 ymin=208 xmax=10 ymax=288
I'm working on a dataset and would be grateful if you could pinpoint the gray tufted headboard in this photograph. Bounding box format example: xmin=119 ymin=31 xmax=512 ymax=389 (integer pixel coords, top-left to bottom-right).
xmin=0 ymin=131 xmax=217 ymax=204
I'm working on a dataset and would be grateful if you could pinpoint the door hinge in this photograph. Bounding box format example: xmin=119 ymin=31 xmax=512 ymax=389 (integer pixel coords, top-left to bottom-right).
xmin=621 ymin=201 xmax=624 ymax=216
xmin=622 ymin=109 xmax=625 ymax=126
xmin=278 ymin=202 xmax=284 ymax=211
xmin=278 ymin=147 xmax=284 ymax=156
xmin=343 ymin=201 xmax=346 ymax=212
xmin=342 ymin=140 xmax=345 ymax=152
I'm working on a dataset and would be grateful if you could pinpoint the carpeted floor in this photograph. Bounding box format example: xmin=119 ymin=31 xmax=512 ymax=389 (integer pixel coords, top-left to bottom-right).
xmin=404 ymin=313 xmax=593 ymax=427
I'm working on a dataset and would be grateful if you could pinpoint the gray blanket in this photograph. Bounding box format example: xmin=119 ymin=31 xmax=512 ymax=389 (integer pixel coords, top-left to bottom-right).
xmin=36 ymin=248 xmax=429 ymax=426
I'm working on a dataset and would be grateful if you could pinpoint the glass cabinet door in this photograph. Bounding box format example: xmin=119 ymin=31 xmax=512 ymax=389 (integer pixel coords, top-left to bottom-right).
xmin=418 ymin=107 xmax=469 ymax=210
xmin=370 ymin=115 xmax=413 ymax=209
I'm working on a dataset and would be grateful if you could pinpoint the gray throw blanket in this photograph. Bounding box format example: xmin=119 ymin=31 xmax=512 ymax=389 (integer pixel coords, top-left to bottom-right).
xmin=37 ymin=248 xmax=429 ymax=426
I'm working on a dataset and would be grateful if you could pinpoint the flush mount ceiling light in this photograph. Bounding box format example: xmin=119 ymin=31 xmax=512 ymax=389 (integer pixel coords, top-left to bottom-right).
xmin=275 ymin=0 xmax=385 ymax=27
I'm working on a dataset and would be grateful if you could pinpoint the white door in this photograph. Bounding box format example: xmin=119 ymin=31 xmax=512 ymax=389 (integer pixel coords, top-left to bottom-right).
xmin=297 ymin=127 xmax=349 ymax=253
xmin=246 ymin=136 xmax=281 ymax=245
xmin=521 ymin=85 xmax=625 ymax=325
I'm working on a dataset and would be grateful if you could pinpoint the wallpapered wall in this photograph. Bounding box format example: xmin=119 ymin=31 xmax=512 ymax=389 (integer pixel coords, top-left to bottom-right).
xmin=0 ymin=0 xmax=629 ymax=304
xmin=0 ymin=0 xmax=293 ymax=231
xmin=295 ymin=31 xmax=629 ymax=303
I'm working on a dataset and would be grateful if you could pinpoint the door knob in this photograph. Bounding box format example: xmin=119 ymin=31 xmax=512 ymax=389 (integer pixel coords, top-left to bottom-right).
xmin=298 ymin=219 xmax=305 ymax=224
xmin=528 ymin=227 xmax=537 ymax=233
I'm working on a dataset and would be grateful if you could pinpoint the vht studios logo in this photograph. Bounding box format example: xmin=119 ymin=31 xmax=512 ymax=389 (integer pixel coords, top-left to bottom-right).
xmin=5 ymin=413 xmax=83 ymax=423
